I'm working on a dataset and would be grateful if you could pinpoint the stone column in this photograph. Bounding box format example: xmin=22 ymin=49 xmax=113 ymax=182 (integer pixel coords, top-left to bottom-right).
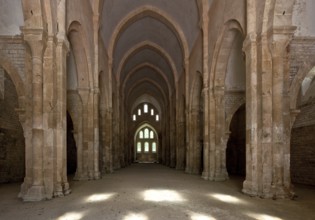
xmin=105 ymin=108 xmax=113 ymax=173
xmin=54 ymin=35 xmax=71 ymax=196
xmin=22 ymin=28 xmax=47 ymax=201
xmin=75 ymin=88 xmax=89 ymax=180
xmin=202 ymin=87 xmax=210 ymax=179
xmin=270 ymin=26 xmax=296 ymax=198
xmin=242 ymin=32 xmax=260 ymax=196
xmin=176 ymin=121 xmax=185 ymax=170
xmin=170 ymin=98 xmax=176 ymax=168
xmin=185 ymin=109 xmax=191 ymax=173
xmin=93 ymin=88 xmax=101 ymax=179
xmin=213 ymin=86 xmax=228 ymax=181
xmin=191 ymin=108 xmax=202 ymax=174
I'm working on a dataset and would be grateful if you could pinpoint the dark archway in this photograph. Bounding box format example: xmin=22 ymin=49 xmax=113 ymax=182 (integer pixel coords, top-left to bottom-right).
xmin=226 ymin=104 xmax=246 ymax=176
xmin=67 ymin=111 xmax=77 ymax=176
xmin=0 ymin=68 xmax=25 ymax=183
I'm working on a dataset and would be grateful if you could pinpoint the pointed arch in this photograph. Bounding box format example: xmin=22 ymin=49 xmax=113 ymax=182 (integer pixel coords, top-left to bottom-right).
xmin=67 ymin=21 xmax=94 ymax=89
xmin=117 ymin=41 xmax=177 ymax=83
xmin=108 ymin=5 xmax=189 ymax=63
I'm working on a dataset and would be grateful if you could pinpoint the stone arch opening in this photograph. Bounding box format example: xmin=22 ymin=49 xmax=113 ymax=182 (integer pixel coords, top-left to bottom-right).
xmin=0 ymin=66 xmax=25 ymax=183
xmin=67 ymin=111 xmax=77 ymax=176
xmin=290 ymin=66 xmax=315 ymax=186
xmin=226 ymin=104 xmax=246 ymax=177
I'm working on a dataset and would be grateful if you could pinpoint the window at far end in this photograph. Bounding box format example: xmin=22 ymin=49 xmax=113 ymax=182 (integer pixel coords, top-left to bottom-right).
xmin=144 ymin=104 xmax=148 ymax=113
xmin=144 ymin=142 xmax=149 ymax=152
xmin=137 ymin=142 xmax=141 ymax=152
xmin=144 ymin=128 xmax=149 ymax=139
xmin=152 ymin=142 xmax=157 ymax=152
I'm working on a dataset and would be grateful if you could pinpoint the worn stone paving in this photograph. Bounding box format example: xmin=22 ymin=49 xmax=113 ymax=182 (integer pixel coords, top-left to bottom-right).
xmin=0 ymin=163 xmax=314 ymax=220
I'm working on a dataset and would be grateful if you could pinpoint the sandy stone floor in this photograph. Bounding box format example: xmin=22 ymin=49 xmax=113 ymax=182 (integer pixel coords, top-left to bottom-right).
xmin=0 ymin=163 xmax=314 ymax=220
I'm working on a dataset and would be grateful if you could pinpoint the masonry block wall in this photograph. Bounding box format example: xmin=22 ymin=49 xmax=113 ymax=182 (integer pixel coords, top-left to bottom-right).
xmin=291 ymin=99 xmax=315 ymax=186
xmin=0 ymin=69 xmax=25 ymax=183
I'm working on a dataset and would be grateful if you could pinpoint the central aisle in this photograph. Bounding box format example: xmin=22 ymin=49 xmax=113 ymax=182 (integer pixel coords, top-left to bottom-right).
xmin=0 ymin=163 xmax=314 ymax=220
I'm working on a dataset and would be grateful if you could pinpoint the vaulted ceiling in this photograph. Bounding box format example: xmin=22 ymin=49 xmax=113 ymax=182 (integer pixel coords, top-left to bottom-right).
xmin=100 ymin=0 xmax=202 ymax=116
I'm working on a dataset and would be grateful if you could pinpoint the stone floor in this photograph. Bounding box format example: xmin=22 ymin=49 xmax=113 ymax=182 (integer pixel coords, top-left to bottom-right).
xmin=0 ymin=163 xmax=314 ymax=220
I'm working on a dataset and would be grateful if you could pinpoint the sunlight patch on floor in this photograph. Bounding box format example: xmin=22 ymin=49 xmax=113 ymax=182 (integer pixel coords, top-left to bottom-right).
xmin=210 ymin=193 xmax=246 ymax=204
xmin=143 ymin=189 xmax=185 ymax=202
xmin=245 ymin=212 xmax=283 ymax=220
xmin=86 ymin=193 xmax=115 ymax=202
xmin=123 ymin=213 xmax=148 ymax=220
xmin=57 ymin=212 xmax=85 ymax=220
xmin=190 ymin=212 xmax=216 ymax=220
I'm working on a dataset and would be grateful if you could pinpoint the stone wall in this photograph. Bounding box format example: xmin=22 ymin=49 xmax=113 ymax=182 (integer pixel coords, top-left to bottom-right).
xmin=291 ymin=99 xmax=315 ymax=185
xmin=0 ymin=69 xmax=25 ymax=183
xmin=289 ymin=37 xmax=315 ymax=85
xmin=0 ymin=37 xmax=25 ymax=82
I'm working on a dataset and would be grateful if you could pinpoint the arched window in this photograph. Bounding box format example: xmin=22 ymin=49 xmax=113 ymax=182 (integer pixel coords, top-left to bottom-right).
xmin=156 ymin=114 xmax=159 ymax=121
xmin=144 ymin=142 xmax=149 ymax=152
xmin=151 ymin=109 xmax=154 ymax=116
xmin=133 ymin=114 xmax=136 ymax=121
xmin=137 ymin=142 xmax=142 ymax=152
xmin=150 ymin=131 xmax=154 ymax=139
xmin=152 ymin=142 xmax=157 ymax=153
xmin=138 ymin=109 xmax=141 ymax=116
xmin=144 ymin=128 xmax=149 ymax=138
xmin=139 ymin=131 xmax=144 ymax=139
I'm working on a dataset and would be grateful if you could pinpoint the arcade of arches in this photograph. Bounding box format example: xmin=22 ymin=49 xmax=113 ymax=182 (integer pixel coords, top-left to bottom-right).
xmin=0 ymin=0 xmax=315 ymax=207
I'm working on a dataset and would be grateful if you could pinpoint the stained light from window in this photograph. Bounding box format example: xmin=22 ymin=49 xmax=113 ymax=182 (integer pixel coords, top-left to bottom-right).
xmin=139 ymin=131 xmax=144 ymax=139
xmin=150 ymin=131 xmax=154 ymax=139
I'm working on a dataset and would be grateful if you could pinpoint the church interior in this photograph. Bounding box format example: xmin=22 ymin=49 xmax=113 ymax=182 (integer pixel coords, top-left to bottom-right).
xmin=0 ymin=0 xmax=315 ymax=219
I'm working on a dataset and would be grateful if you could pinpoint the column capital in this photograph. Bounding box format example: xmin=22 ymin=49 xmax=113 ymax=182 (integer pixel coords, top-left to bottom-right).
xmin=21 ymin=27 xmax=47 ymax=56
xmin=270 ymin=26 xmax=297 ymax=57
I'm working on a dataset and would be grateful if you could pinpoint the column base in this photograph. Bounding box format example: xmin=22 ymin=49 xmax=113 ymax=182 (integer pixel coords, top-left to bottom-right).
xmin=54 ymin=182 xmax=71 ymax=197
xmin=242 ymin=180 xmax=295 ymax=199
xmin=202 ymin=171 xmax=209 ymax=180
xmin=23 ymin=185 xmax=46 ymax=202
xmin=94 ymin=171 xmax=101 ymax=180
xmin=214 ymin=171 xmax=229 ymax=181
xmin=73 ymin=172 xmax=89 ymax=181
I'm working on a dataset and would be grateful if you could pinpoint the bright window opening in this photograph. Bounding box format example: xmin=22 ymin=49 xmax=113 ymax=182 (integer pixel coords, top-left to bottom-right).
xmin=156 ymin=114 xmax=159 ymax=121
xmin=133 ymin=114 xmax=136 ymax=121
xmin=151 ymin=109 xmax=154 ymax=116
xmin=150 ymin=131 xmax=154 ymax=139
xmin=152 ymin=142 xmax=156 ymax=152
xmin=144 ymin=104 xmax=148 ymax=113
xmin=144 ymin=142 xmax=149 ymax=152
xmin=144 ymin=128 xmax=149 ymax=138
xmin=139 ymin=131 xmax=144 ymax=139
xmin=138 ymin=109 xmax=141 ymax=116
xmin=137 ymin=142 xmax=142 ymax=152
